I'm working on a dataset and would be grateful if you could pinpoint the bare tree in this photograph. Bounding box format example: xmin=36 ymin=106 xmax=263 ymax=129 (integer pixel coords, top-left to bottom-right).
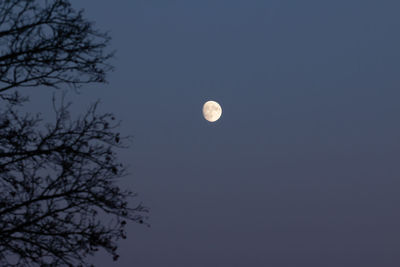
xmin=0 ymin=0 xmax=112 ymax=96
xmin=0 ymin=1 xmax=147 ymax=266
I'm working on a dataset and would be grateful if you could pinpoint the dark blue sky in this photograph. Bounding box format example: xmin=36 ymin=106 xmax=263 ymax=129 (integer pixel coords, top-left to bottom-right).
xmin=30 ymin=0 xmax=400 ymax=266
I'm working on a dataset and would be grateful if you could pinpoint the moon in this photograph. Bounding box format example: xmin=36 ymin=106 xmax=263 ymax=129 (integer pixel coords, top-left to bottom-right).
xmin=202 ymin=100 xmax=222 ymax=122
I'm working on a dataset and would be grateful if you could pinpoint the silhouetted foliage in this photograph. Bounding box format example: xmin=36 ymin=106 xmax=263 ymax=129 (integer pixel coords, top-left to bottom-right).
xmin=0 ymin=1 xmax=147 ymax=266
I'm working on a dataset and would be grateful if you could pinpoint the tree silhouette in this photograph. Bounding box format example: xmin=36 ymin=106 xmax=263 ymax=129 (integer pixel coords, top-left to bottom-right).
xmin=0 ymin=0 xmax=112 ymax=95
xmin=0 ymin=1 xmax=147 ymax=266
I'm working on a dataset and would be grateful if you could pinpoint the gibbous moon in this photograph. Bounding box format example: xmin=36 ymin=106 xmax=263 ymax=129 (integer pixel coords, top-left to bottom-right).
xmin=202 ymin=100 xmax=222 ymax=122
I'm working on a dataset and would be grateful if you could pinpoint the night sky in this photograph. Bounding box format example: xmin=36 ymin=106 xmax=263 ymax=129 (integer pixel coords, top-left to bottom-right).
xmin=29 ymin=0 xmax=400 ymax=266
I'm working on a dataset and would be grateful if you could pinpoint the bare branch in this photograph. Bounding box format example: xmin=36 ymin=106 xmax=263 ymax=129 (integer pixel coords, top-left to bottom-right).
xmin=0 ymin=99 xmax=148 ymax=266
xmin=0 ymin=0 xmax=113 ymax=95
xmin=0 ymin=1 xmax=147 ymax=266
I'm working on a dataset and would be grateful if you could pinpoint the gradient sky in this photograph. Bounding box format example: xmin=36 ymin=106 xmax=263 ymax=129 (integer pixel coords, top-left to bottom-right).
xmin=27 ymin=0 xmax=400 ymax=266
